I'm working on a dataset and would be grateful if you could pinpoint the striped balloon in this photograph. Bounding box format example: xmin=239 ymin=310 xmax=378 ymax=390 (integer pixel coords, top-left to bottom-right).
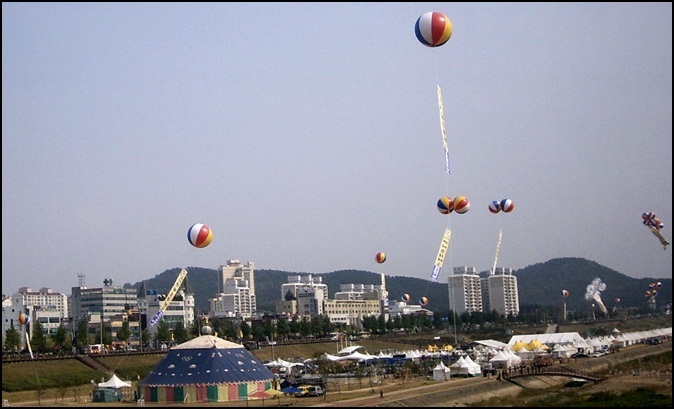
xmin=401 ymin=293 xmax=411 ymax=302
xmin=561 ymin=289 xmax=569 ymax=298
xmin=437 ymin=196 xmax=454 ymax=214
xmin=489 ymin=200 xmax=501 ymax=214
xmin=419 ymin=296 xmax=429 ymax=306
xmin=500 ymin=198 xmax=514 ymax=213
xmin=375 ymin=252 xmax=386 ymax=264
xmin=453 ymin=196 xmax=470 ymax=214
xmin=187 ymin=223 xmax=213 ymax=248
xmin=415 ymin=12 xmax=453 ymax=47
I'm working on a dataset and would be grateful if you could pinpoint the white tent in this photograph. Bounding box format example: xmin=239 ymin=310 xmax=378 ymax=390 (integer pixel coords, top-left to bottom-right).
xmin=98 ymin=374 xmax=131 ymax=389
xmin=432 ymin=361 xmax=451 ymax=381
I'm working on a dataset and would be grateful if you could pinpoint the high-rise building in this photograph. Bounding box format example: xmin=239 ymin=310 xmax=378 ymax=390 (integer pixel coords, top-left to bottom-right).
xmin=485 ymin=267 xmax=519 ymax=316
xmin=210 ymin=259 xmax=256 ymax=318
xmin=448 ymin=266 xmax=482 ymax=314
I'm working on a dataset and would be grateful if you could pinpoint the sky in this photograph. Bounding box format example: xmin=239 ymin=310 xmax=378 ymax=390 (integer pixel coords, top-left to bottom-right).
xmin=3 ymin=3 xmax=672 ymax=297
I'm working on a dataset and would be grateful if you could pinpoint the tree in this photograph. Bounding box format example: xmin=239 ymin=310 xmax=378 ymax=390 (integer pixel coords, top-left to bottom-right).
xmin=52 ymin=325 xmax=68 ymax=352
xmin=4 ymin=325 xmax=21 ymax=352
xmin=240 ymin=320 xmax=251 ymax=340
xmin=155 ymin=319 xmax=171 ymax=344
xmin=284 ymin=290 xmax=296 ymax=301
xmin=76 ymin=319 xmax=90 ymax=352
xmin=116 ymin=321 xmax=131 ymax=343
xmin=173 ymin=321 xmax=188 ymax=344
xmin=29 ymin=320 xmax=48 ymax=353
xmin=276 ymin=317 xmax=290 ymax=340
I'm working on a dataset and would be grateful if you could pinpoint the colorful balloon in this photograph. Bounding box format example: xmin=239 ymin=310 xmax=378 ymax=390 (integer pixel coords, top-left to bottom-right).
xmin=401 ymin=293 xmax=411 ymax=302
xmin=415 ymin=11 xmax=453 ymax=48
xmin=419 ymin=296 xmax=429 ymax=306
xmin=375 ymin=252 xmax=386 ymax=264
xmin=614 ymin=297 xmax=621 ymax=303
xmin=488 ymin=200 xmax=501 ymax=214
xmin=561 ymin=289 xmax=569 ymax=298
xmin=187 ymin=223 xmax=213 ymax=248
xmin=500 ymin=198 xmax=514 ymax=213
xmin=19 ymin=313 xmax=29 ymax=325
xmin=437 ymin=196 xmax=454 ymax=214
xmin=453 ymin=196 xmax=470 ymax=214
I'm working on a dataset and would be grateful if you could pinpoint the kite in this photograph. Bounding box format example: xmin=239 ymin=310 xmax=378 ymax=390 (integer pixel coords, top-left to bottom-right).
xmin=642 ymin=212 xmax=669 ymax=249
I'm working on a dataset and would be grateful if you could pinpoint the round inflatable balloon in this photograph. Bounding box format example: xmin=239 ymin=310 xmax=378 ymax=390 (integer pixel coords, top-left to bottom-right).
xmin=187 ymin=223 xmax=213 ymax=248
xmin=415 ymin=11 xmax=453 ymax=47
xmin=453 ymin=196 xmax=470 ymax=214
xmin=419 ymin=296 xmax=429 ymax=306
xmin=500 ymin=199 xmax=514 ymax=213
xmin=375 ymin=252 xmax=386 ymax=264
xmin=437 ymin=196 xmax=454 ymax=214
xmin=561 ymin=289 xmax=569 ymax=298
xmin=614 ymin=297 xmax=620 ymax=303
xmin=489 ymin=200 xmax=501 ymax=214
xmin=401 ymin=293 xmax=411 ymax=302
xmin=19 ymin=313 xmax=30 ymax=325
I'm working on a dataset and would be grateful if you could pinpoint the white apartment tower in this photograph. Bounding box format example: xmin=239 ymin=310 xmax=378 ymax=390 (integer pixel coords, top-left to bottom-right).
xmin=210 ymin=259 xmax=257 ymax=318
xmin=486 ymin=267 xmax=520 ymax=316
xmin=447 ymin=267 xmax=483 ymax=314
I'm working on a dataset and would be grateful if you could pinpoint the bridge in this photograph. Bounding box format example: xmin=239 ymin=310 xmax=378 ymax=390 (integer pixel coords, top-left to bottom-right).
xmin=500 ymin=366 xmax=605 ymax=382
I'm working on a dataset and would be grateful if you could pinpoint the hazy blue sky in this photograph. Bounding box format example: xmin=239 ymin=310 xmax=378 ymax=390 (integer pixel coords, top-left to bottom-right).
xmin=3 ymin=3 xmax=672 ymax=297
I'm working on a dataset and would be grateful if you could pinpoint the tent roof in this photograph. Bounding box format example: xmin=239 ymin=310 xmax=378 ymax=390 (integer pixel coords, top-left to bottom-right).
xmin=98 ymin=374 xmax=131 ymax=389
xmin=139 ymin=334 xmax=276 ymax=387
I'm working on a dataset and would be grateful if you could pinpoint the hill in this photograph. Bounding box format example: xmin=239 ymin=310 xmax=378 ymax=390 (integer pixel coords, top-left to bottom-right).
xmin=126 ymin=257 xmax=671 ymax=315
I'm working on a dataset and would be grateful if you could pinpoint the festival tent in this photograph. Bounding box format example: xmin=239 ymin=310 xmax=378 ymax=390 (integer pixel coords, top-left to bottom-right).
xmin=93 ymin=374 xmax=132 ymax=402
xmin=432 ymin=361 xmax=451 ymax=381
xmin=137 ymin=327 xmax=277 ymax=404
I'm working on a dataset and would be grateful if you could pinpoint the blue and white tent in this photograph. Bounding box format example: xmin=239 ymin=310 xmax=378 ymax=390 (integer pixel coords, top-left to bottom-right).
xmin=138 ymin=332 xmax=277 ymax=404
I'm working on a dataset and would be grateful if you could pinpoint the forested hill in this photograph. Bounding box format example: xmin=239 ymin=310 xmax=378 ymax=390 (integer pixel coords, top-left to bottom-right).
xmin=126 ymin=257 xmax=671 ymax=315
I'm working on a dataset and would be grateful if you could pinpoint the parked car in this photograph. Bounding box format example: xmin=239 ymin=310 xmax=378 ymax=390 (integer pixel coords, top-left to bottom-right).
xmin=570 ymin=352 xmax=589 ymax=359
xmin=590 ymin=350 xmax=607 ymax=358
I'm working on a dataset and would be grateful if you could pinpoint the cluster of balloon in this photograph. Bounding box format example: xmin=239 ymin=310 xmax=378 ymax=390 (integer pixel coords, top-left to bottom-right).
xmin=642 ymin=212 xmax=669 ymax=249
xmin=399 ymin=293 xmax=430 ymax=306
xmin=585 ymin=277 xmax=608 ymax=316
xmin=375 ymin=252 xmax=386 ymax=264
xmin=489 ymin=199 xmax=515 ymax=214
xmin=187 ymin=223 xmax=213 ymax=248
xmin=437 ymin=196 xmax=470 ymax=214
xmin=644 ymin=281 xmax=662 ymax=304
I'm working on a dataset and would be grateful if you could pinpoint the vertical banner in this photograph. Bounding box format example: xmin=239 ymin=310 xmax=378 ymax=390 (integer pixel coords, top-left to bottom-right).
xmin=430 ymin=228 xmax=451 ymax=281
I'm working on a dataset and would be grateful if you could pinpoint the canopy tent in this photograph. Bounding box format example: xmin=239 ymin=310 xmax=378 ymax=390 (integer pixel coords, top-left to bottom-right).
xmin=98 ymin=374 xmax=132 ymax=389
xmin=432 ymin=361 xmax=451 ymax=381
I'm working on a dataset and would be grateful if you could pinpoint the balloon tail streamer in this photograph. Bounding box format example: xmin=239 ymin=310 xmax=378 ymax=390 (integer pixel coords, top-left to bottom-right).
xmin=25 ymin=329 xmax=34 ymax=360
xmin=437 ymin=84 xmax=450 ymax=175
xmin=491 ymin=229 xmax=503 ymax=275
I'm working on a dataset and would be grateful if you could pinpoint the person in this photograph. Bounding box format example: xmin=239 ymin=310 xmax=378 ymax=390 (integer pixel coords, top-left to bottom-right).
xmin=380 ymin=390 xmax=384 ymax=399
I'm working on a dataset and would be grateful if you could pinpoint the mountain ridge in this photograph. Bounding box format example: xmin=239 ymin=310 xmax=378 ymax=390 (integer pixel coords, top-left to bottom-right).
xmin=126 ymin=257 xmax=671 ymax=315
